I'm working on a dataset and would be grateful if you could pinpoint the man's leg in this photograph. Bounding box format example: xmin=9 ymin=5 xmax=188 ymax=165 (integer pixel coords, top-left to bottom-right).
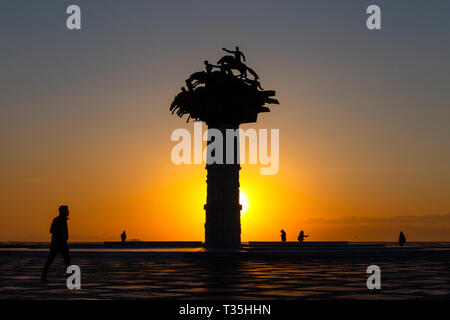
xmin=60 ymin=243 xmax=71 ymax=268
xmin=41 ymin=244 xmax=58 ymax=280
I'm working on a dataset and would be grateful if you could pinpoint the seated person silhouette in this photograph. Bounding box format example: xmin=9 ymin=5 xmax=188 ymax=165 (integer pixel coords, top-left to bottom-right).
xmin=41 ymin=205 xmax=71 ymax=283
xmin=280 ymin=229 xmax=286 ymax=242
xmin=398 ymin=231 xmax=406 ymax=247
xmin=121 ymin=230 xmax=127 ymax=244
xmin=222 ymin=46 xmax=246 ymax=63
xmin=297 ymin=230 xmax=309 ymax=242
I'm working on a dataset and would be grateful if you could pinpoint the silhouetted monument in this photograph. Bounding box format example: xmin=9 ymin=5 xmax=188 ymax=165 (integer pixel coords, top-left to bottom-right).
xmin=170 ymin=48 xmax=279 ymax=248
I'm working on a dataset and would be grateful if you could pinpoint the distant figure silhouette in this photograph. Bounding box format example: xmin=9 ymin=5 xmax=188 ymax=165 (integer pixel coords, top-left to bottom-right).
xmin=121 ymin=231 xmax=127 ymax=244
xmin=280 ymin=229 xmax=286 ymax=242
xmin=398 ymin=231 xmax=406 ymax=247
xmin=223 ymin=46 xmax=246 ymax=63
xmin=41 ymin=205 xmax=71 ymax=283
xmin=297 ymin=230 xmax=309 ymax=242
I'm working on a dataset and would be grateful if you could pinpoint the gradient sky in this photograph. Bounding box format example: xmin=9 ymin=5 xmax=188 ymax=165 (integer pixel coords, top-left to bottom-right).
xmin=1 ymin=1 xmax=449 ymax=242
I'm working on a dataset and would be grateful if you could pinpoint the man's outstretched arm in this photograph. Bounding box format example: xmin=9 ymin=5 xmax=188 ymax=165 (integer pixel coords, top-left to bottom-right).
xmin=222 ymin=48 xmax=233 ymax=53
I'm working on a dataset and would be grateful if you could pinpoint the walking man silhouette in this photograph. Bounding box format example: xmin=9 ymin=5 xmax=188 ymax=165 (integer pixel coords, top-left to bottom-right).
xmin=121 ymin=230 xmax=127 ymax=244
xmin=41 ymin=205 xmax=71 ymax=283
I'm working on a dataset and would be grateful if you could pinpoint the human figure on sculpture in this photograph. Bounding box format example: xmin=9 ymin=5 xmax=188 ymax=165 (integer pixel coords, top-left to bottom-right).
xmin=222 ymin=46 xmax=246 ymax=63
xmin=204 ymin=60 xmax=219 ymax=74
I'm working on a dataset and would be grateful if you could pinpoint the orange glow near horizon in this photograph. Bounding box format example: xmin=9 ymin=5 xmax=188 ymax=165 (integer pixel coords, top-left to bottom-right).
xmin=1 ymin=129 xmax=449 ymax=243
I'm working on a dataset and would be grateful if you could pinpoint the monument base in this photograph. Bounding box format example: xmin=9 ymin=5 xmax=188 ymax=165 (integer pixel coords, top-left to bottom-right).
xmin=204 ymin=164 xmax=242 ymax=249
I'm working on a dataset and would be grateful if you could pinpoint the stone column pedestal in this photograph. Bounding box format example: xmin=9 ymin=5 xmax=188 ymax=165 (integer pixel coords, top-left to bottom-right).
xmin=204 ymin=125 xmax=241 ymax=248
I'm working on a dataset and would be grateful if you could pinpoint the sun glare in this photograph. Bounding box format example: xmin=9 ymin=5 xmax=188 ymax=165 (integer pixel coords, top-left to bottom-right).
xmin=240 ymin=190 xmax=250 ymax=216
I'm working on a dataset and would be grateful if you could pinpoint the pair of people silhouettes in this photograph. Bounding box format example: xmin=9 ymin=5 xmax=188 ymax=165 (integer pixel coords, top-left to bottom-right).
xmin=280 ymin=229 xmax=309 ymax=242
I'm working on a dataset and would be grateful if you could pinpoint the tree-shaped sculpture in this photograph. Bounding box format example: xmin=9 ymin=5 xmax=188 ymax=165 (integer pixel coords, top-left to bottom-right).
xmin=170 ymin=47 xmax=279 ymax=248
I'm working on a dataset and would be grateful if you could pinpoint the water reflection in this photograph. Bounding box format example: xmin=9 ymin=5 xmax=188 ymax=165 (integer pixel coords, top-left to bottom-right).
xmin=0 ymin=246 xmax=449 ymax=299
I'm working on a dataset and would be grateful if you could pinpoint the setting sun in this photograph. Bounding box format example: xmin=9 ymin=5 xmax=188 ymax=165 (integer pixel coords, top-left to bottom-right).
xmin=240 ymin=190 xmax=250 ymax=216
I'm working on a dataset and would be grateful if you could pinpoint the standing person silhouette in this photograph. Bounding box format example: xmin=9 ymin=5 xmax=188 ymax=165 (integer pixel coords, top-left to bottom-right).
xmin=222 ymin=46 xmax=246 ymax=63
xmin=121 ymin=230 xmax=127 ymax=244
xmin=398 ymin=231 xmax=406 ymax=247
xmin=40 ymin=205 xmax=71 ymax=283
xmin=297 ymin=230 xmax=309 ymax=242
xmin=280 ymin=229 xmax=286 ymax=242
